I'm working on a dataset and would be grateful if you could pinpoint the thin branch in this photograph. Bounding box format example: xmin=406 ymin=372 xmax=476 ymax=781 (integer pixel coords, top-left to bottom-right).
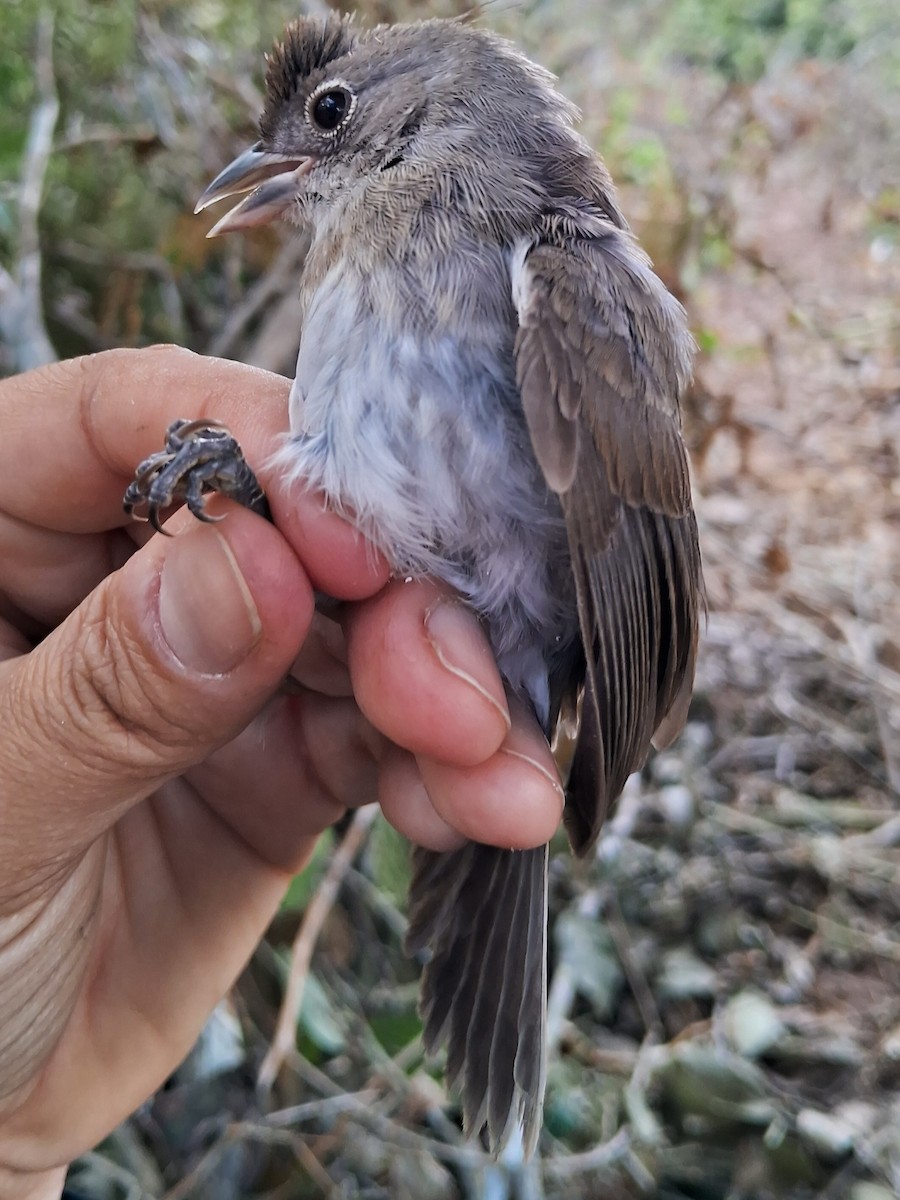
xmin=605 ymin=893 xmax=664 ymax=1041
xmin=264 ymin=1089 xmax=380 ymax=1128
xmin=541 ymin=1127 xmax=633 ymax=1181
xmin=160 ymin=1138 xmax=230 ymax=1200
xmin=277 ymin=1047 xmax=492 ymax=1169
xmin=56 ymin=240 xmax=186 ymax=339
xmin=546 ymin=883 xmax=604 ymax=1055
xmin=258 ymin=806 xmax=378 ymax=1093
xmin=56 ymin=121 xmax=159 ymax=151
xmin=208 ymin=237 xmax=308 ymax=360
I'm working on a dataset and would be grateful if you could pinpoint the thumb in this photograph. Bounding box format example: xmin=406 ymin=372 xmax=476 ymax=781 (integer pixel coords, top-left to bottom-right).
xmin=0 ymin=506 xmax=313 ymax=884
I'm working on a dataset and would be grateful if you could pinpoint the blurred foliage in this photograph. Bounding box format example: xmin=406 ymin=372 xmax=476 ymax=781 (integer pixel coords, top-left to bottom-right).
xmin=652 ymin=0 xmax=899 ymax=82
xmin=1 ymin=0 xmax=296 ymax=361
xmin=1 ymin=0 xmax=898 ymax=364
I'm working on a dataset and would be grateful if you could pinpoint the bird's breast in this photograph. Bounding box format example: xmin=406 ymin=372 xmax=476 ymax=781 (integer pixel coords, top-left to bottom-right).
xmin=274 ymin=251 xmax=576 ymax=705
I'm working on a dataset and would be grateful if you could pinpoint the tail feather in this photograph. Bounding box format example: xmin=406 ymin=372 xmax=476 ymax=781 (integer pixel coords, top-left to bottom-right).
xmin=406 ymin=842 xmax=549 ymax=1155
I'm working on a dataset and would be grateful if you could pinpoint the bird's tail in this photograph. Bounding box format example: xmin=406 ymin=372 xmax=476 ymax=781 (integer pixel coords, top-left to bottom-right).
xmin=405 ymin=841 xmax=549 ymax=1155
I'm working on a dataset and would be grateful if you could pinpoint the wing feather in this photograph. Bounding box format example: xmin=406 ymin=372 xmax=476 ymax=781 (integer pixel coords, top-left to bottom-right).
xmin=513 ymin=222 xmax=703 ymax=853
xmin=404 ymin=217 xmax=702 ymax=1159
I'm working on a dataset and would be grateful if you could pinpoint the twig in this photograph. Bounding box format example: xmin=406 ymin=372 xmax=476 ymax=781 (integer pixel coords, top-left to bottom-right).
xmin=55 ymin=240 xmax=187 ymax=340
xmin=56 ymin=241 xmax=187 ymax=338
xmin=345 ymin=865 xmax=409 ymax=940
xmin=160 ymin=1138 xmax=230 ymax=1200
xmin=310 ymin=1093 xmax=487 ymax=1169
xmin=706 ymin=733 xmax=820 ymax=775
xmin=229 ymin=1120 xmax=342 ymax=1197
xmin=557 ymin=1020 xmax=640 ymax=1075
xmin=541 ymin=1127 xmax=633 ymax=1181
xmin=546 ymin=883 xmax=604 ymax=1055
xmin=56 ymin=122 xmax=159 ymax=151
xmin=265 ymin=1089 xmax=380 ymax=1127
xmin=314 ymin=962 xmax=460 ymax=1139
xmin=159 ymin=1107 xmax=352 ymax=1200
xmin=277 ymin=1047 xmax=492 ymax=1169
xmin=258 ymin=806 xmax=378 ymax=1093
xmin=787 ymin=906 xmax=900 ymax=965
xmin=168 ymin=32 xmax=265 ymax=117
xmin=290 ymin=1137 xmax=339 ymax=1197
xmin=836 ymin=612 xmax=900 ymax=795
xmin=848 ymin=812 xmax=900 ymax=849
xmin=208 ymin=238 xmax=309 ymax=360
xmin=605 ymin=893 xmax=664 ymax=1041
xmin=700 ymin=532 xmax=900 ymax=710
xmin=49 ymin=294 xmax=116 ymax=351
xmin=244 ymin=287 xmax=306 ymax=373
xmin=289 ymin=1045 xmax=493 ymax=1168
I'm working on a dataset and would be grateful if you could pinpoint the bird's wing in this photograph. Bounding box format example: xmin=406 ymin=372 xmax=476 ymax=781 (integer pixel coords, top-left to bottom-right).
xmin=512 ymin=224 xmax=703 ymax=853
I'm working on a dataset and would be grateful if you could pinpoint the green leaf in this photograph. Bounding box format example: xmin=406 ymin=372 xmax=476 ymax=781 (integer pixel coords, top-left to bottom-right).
xmin=554 ymin=910 xmax=624 ymax=1019
xmin=366 ymin=814 xmax=411 ymax=907
xmin=298 ymin=973 xmax=346 ymax=1055
xmin=280 ymin=831 xmax=333 ymax=912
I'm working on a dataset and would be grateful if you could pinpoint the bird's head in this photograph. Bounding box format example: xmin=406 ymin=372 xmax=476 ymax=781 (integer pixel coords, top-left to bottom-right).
xmin=196 ymin=14 xmax=580 ymax=236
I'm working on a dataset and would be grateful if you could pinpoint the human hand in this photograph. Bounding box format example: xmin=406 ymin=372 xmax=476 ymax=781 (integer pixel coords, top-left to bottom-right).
xmin=0 ymin=347 xmax=563 ymax=1198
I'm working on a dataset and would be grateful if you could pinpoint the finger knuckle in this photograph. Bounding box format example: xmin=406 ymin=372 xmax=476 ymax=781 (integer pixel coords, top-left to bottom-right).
xmin=59 ymin=591 xmax=203 ymax=775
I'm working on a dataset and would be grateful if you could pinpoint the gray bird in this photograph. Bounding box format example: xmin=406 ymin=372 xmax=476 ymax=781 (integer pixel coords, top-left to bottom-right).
xmin=128 ymin=13 xmax=702 ymax=1155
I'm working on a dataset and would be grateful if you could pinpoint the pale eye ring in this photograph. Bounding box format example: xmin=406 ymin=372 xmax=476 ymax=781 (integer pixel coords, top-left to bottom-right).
xmin=306 ymin=81 xmax=357 ymax=136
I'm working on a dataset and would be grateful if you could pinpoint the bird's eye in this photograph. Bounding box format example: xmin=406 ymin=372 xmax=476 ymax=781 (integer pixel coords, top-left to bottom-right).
xmin=308 ymin=84 xmax=355 ymax=134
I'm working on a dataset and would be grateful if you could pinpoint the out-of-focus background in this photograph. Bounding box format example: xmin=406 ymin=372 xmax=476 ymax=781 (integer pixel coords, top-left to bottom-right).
xmin=3 ymin=0 xmax=900 ymax=1196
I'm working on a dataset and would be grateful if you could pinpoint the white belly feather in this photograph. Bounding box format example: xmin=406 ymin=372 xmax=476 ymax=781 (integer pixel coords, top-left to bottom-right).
xmin=273 ymin=261 xmax=575 ymax=717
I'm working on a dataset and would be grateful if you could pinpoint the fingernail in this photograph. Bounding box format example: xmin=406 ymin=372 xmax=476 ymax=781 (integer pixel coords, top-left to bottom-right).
xmin=424 ymin=600 xmax=511 ymax=731
xmin=159 ymin=527 xmax=262 ymax=673
xmin=500 ymin=748 xmax=566 ymax=816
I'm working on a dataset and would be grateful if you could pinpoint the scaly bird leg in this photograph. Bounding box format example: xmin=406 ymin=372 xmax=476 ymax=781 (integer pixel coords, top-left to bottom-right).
xmin=123 ymin=418 xmax=270 ymax=533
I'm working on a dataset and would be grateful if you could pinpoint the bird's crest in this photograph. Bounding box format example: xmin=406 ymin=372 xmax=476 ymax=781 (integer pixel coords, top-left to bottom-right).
xmin=263 ymin=15 xmax=356 ymax=108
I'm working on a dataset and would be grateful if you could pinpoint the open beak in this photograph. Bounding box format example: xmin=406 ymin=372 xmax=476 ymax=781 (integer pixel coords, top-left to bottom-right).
xmin=195 ymin=143 xmax=316 ymax=237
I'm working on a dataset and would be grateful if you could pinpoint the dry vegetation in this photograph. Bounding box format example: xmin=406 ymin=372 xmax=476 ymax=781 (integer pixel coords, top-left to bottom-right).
xmin=3 ymin=1 xmax=899 ymax=1197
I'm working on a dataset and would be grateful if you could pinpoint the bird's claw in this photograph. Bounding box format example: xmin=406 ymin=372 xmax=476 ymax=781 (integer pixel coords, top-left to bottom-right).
xmin=123 ymin=418 xmax=271 ymax=534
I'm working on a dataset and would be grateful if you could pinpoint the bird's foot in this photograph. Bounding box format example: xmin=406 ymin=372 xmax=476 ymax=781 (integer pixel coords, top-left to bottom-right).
xmin=123 ymin=418 xmax=270 ymax=534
